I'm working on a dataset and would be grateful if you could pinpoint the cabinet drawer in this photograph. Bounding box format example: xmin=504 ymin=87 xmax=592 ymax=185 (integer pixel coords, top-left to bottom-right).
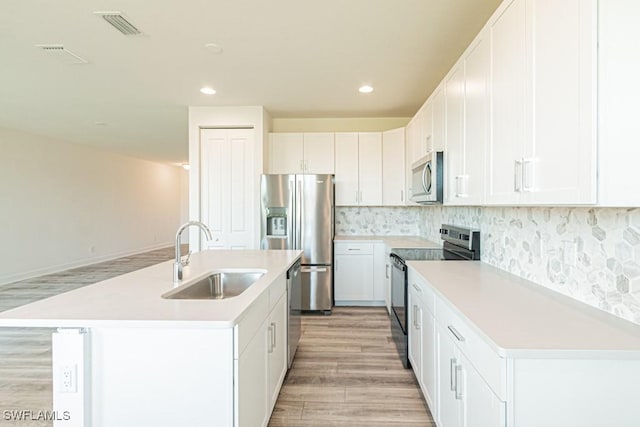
xmin=334 ymin=242 xmax=374 ymax=255
xmin=436 ymin=297 xmax=507 ymax=400
xmin=408 ymin=269 xmax=435 ymax=316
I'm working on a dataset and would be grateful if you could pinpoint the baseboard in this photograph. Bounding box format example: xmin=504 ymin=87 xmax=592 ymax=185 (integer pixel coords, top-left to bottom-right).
xmin=0 ymin=242 xmax=174 ymax=287
xmin=334 ymin=300 xmax=386 ymax=307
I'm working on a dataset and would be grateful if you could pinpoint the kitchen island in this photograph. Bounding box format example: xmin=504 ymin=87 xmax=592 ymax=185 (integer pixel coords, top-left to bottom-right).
xmin=0 ymin=249 xmax=302 ymax=427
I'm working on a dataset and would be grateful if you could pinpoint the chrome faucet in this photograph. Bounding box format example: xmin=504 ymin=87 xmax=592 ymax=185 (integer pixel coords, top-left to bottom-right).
xmin=174 ymin=221 xmax=213 ymax=283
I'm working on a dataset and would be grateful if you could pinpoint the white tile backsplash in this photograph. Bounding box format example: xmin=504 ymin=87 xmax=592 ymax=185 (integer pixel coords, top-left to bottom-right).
xmin=337 ymin=205 xmax=640 ymax=325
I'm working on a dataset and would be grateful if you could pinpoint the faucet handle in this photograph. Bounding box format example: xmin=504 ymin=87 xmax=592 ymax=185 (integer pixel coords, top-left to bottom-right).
xmin=183 ymin=251 xmax=193 ymax=266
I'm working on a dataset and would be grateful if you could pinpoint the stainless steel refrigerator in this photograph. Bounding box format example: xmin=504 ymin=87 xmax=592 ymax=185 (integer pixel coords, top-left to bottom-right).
xmin=260 ymin=174 xmax=334 ymax=313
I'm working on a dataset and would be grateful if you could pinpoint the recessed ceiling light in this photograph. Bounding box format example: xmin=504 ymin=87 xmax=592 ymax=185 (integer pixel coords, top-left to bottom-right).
xmin=204 ymin=43 xmax=223 ymax=54
xmin=200 ymin=87 xmax=216 ymax=95
xmin=359 ymin=85 xmax=374 ymax=94
xmin=181 ymin=163 xmax=191 ymax=171
xmin=94 ymin=121 xmax=107 ymax=126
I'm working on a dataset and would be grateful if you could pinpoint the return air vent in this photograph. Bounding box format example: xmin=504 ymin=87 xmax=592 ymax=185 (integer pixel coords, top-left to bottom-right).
xmin=94 ymin=11 xmax=142 ymax=36
xmin=34 ymin=44 xmax=89 ymax=64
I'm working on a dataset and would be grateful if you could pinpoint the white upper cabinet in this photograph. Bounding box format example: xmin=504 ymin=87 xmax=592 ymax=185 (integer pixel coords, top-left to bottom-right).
xmin=485 ymin=0 xmax=596 ymax=205
xmin=382 ymin=127 xmax=406 ymax=206
xmin=268 ymin=133 xmax=304 ymax=174
xmin=432 ymin=85 xmax=446 ymax=153
xmin=302 ymin=133 xmax=335 ymax=174
xmin=268 ymin=132 xmax=334 ymax=174
xmin=357 ymin=132 xmax=383 ymax=206
xmin=335 ymin=132 xmax=382 ymax=206
xmin=444 ymin=62 xmax=465 ymax=204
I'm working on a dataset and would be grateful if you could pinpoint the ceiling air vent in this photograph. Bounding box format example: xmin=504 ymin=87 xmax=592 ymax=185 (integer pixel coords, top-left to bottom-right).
xmin=34 ymin=44 xmax=89 ymax=64
xmin=94 ymin=11 xmax=142 ymax=36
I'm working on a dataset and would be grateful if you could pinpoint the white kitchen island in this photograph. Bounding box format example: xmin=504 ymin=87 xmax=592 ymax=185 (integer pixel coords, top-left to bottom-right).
xmin=0 ymin=249 xmax=302 ymax=427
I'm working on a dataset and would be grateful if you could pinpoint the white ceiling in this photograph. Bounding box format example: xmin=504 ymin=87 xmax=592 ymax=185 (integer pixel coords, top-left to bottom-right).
xmin=0 ymin=0 xmax=501 ymax=164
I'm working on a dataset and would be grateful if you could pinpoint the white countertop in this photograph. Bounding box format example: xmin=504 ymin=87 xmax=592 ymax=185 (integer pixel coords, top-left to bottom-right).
xmin=408 ymin=261 xmax=640 ymax=358
xmin=0 ymin=250 xmax=302 ymax=329
xmin=334 ymin=235 xmax=441 ymax=249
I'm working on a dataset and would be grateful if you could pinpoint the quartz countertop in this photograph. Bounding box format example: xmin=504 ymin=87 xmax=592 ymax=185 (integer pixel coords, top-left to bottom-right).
xmin=0 ymin=250 xmax=302 ymax=329
xmin=334 ymin=235 xmax=440 ymax=249
xmin=408 ymin=261 xmax=640 ymax=359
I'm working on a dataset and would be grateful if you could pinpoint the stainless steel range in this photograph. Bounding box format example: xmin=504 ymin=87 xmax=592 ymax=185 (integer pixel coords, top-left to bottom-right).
xmin=390 ymin=224 xmax=480 ymax=368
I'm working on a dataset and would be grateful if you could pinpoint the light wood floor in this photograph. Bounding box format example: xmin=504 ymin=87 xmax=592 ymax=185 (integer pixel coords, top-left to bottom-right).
xmin=268 ymin=307 xmax=435 ymax=426
xmin=0 ymin=250 xmax=434 ymax=426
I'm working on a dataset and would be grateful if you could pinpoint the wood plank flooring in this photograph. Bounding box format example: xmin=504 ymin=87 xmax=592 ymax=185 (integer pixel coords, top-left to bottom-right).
xmin=0 ymin=250 xmax=434 ymax=426
xmin=268 ymin=307 xmax=435 ymax=426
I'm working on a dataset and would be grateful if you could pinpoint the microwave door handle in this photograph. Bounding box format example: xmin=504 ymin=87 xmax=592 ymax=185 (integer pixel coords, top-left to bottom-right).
xmin=421 ymin=163 xmax=430 ymax=195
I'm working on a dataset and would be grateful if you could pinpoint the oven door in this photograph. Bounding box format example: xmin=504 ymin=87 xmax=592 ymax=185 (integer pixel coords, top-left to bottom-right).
xmin=390 ymin=254 xmax=408 ymax=333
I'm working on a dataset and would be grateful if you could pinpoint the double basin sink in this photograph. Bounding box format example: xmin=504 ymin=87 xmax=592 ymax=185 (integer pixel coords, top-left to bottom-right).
xmin=162 ymin=269 xmax=266 ymax=300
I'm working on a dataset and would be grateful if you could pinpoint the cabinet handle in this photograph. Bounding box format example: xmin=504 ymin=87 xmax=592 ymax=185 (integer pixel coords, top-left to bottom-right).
xmin=455 ymin=364 xmax=463 ymax=400
xmin=359 ymin=191 xmax=363 ymax=203
xmin=400 ymin=189 xmax=404 ymax=202
xmin=355 ymin=190 xmax=359 ymax=203
xmin=272 ymin=322 xmax=277 ymax=348
xmin=415 ymin=307 xmax=420 ymax=330
xmin=456 ymin=175 xmax=469 ymax=198
xmin=450 ymin=358 xmax=457 ymax=391
xmin=385 ymin=264 xmax=389 ymax=279
xmin=447 ymin=325 xmax=465 ymax=342
xmin=300 ymin=160 xmax=304 ymax=172
xmin=347 ymin=248 xmax=361 ymax=251
xmin=514 ymin=160 xmax=523 ymax=192
xmin=268 ymin=325 xmax=273 ymax=353
xmin=522 ymin=158 xmax=535 ymax=192
xmin=304 ymin=160 xmax=309 ymax=172
xmin=412 ymin=283 xmax=422 ymax=293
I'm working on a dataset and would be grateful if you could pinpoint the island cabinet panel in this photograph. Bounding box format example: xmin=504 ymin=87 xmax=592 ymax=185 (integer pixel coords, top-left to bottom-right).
xmin=237 ymin=321 xmax=269 ymax=427
xmin=89 ymin=327 xmax=234 ymax=427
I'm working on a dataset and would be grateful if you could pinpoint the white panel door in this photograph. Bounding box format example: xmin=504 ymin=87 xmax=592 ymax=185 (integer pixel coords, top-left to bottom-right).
xmin=334 ymin=132 xmax=359 ymax=206
xmin=303 ymin=133 xmax=335 ymax=174
xmin=408 ymin=285 xmax=423 ymax=386
xmin=201 ymin=128 xmax=255 ymax=250
xmin=421 ymin=310 xmax=437 ymax=415
xmin=438 ymin=326 xmax=462 ymax=427
xmin=527 ymin=0 xmax=596 ymax=204
xmin=486 ymin=0 xmax=527 ymax=204
xmin=444 ymin=62 xmax=465 ymax=204
xmin=462 ymin=33 xmax=490 ymax=205
xmin=269 ymin=133 xmax=303 ymax=174
xmin=357 ymin=132 xmax=382 ymax=206
xmin=382 ymin=128 xmax=406 ymax=206
xmin=460 ymin=351 xmax=505 ymax=427
xmin=422 ymin=99 xmax=434 ymax=154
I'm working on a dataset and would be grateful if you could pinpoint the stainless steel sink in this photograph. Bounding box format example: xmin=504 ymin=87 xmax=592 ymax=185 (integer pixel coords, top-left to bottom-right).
xmin=162 ymin=270 xmax=265 ymax=300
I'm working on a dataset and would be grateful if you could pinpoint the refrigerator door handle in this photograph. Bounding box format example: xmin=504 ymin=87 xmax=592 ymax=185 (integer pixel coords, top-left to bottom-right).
xmin=289 ymin=177 xmax=296 ymax=250
xmin=296 ymin=177 xmax=303 ymax=250
xmin=301 ymin=266 xmax=328 ymax=273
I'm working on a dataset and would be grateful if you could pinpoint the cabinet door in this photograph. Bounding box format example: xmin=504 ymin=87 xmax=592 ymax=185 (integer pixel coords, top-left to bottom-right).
xmin=358 ymin=132 xmax=383 ymax=206
xmin=201 ymin=128 xmax=256 ymax=250
xmin=460 ymin=352 xmax=505 ymax=427
xmin=267 ymin=295 xmax=288 ymax=409
xmin=422 ymin=99 xmax=434 ymax=154
xmin=486 ymin=0 xmax=527 ymax=204
xmin=421 ymin=310 xmax=437 ymax=416
xmin=237 ymin=321 xmax=268 ymax=427
xmin=462 ymin=33 xmax=490 ymax=205
xmin=334 ymin=132 xmax=359 ymax=206
xmin=438 ymin=325 xmax=462 ymax=427
xmin=269 ymin=133 xmax=304 ymax=174
xmin=432 ymin=85 xmax=446 ymax=152
xmin=444 ymin=61 xmax=465 ymax=204
xmin=408 ymin=285 xmax=423 ymax=385
xmin=527 ymin=0 xmax=596 ymax=204
xmin=303 ymin=133 xmax=335 ymax=174
xmin=334 ymin=254 xmax=374 ymax=301
xmin=382 ymin=128 xmax=406 ymax=206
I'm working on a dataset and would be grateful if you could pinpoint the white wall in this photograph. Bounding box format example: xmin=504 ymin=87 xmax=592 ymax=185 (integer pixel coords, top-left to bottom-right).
xmin=272 ymin=117 xmax=410 ymax=132
xmin=0 ymin=127 xmax=184 ymax=285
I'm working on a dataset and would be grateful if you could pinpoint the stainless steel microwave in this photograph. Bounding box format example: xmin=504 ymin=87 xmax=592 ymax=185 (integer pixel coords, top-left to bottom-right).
xmin=410 ymin=151 xmax=443 ymax=204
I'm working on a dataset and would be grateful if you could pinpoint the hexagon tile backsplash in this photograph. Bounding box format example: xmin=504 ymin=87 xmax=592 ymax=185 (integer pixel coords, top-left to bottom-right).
xmin=419 ymin=206 xmax=640 ymax=325
xmin=335 ymin=207 xmax=422 ymax=236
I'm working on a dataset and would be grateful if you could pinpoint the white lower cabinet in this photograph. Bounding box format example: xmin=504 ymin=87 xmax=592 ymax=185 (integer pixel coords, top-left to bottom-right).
xmin=408 ymin=283 xmax=423 ymax=382
xmin=236 ymin=275 xmax=288 ymax=427
xmin=334 ymin=242 xmax=377 ymax=305
xmin=437 ymin=323 xmax=505 ymax=427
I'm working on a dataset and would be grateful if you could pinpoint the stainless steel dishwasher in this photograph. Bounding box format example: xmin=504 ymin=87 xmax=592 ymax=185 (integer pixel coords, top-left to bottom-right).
xmin=287 ymin=260 xmax=302 ymax=368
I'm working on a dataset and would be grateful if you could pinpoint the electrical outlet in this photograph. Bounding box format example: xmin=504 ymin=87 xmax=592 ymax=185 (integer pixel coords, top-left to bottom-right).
xmin=60 ymin=364 xmax=77 ymax=393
